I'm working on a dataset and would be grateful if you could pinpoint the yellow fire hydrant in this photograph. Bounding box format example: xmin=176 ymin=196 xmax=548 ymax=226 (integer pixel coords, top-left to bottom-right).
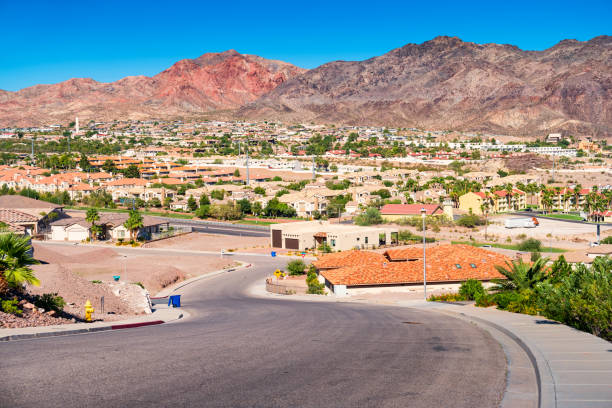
xmin=84 ymin=300 xmax=94 ymax=322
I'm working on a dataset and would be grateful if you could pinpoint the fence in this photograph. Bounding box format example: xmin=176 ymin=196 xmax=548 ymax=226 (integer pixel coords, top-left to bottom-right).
xmin=148 ymin=225 xmax=193 ymax=242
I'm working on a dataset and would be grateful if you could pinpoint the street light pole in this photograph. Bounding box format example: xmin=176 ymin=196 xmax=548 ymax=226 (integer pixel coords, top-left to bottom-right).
xmin=421 ymin=207 xmax=427 ymax=300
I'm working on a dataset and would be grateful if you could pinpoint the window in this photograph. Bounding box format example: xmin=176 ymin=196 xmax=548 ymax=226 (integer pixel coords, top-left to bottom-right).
xmin=356 ymin=237 xmax=360 ymax=241
xmin=331 ymin=239 xmax=336 ymax=247
xmin=470 ymin=263 xmax=477 ymax=268
xmin=455 ymin=264 xmax=462 ymax=269
xmin=365 ymin=236 xmax=368 ymax=244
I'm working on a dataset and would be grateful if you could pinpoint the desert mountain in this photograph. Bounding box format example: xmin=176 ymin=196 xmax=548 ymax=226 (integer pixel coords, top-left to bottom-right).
xmin=0 ymin=50 xmax=305 ymax=126
xmin=238 ymin=36 xmax=612 ymax=137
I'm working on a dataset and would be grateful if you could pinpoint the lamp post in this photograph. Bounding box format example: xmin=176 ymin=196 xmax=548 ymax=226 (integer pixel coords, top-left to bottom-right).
xmin=421 ymin=207 xmax=427 ymax=300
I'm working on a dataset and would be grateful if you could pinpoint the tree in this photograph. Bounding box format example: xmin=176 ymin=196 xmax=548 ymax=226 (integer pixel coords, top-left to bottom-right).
xmin=123 ymin=164 xmax=140 ymax=179
xmin=237 ymin=198 xmax=251 ymax=214
xmin=79 ymin=154 xmax=91 ymax=171
xmin=199 ymin=194 xmax=210 ymax=206
xmin=253 ymin=187 xmax=266 ymax=196
xmin=0 ymin=234 xmax=39 ymax=294
xmin=252 ymin=202 xmax=263 ymax=217
xmin=187 ymin=195 xmax=198 ymax=212
xmin=102 ymin=159 xmax=117 ymax=173
xmin=123 ymin=210 xmax=144 ymax=241
xmin=233 ymin=169 xmax=241 ymax=177
xmin=85 ymin=208 xmax=100 ymax=241
xmin=149 ymin=197 xmax=162 ymax=208
xmin=354 ymin=207 xmax=383 ymax=226
xmin=195 ymin=205 xmax=211 ymax=219
xmin=210 ymin=189 xmax=225 ymax=200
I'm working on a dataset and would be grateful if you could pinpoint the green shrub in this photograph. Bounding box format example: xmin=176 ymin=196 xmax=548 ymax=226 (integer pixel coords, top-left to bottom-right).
xmin=91 ymin=280 xmax=102 ymax=284
xmin=428 ymin=293 xmax=464 ymax=302
xmin=287 ymin=260 xmax=306 ymax=275
xmin=459 ymin=279 xmax=485 ymax=300
xmin=1 ymin=298 xmax=22 ymax=315
xmin=518 ymin=238 xmax=542 ymax=252
xmin=456 ymin=214 xmax=486 ymax=228
xmin=133 ymin=282 xmax=145 ymax=289
xmin=33 ymin=293 xmax=66 ymax=312
xmin=537 ymin=257 xmax=612 ymax=341
xmin=601 ymin=236 xmax=612 ymax=244
xmin=475 ymin=294 xmax=496 ymax=307
xmin=306 ymin=271 xmax=325 ymax=295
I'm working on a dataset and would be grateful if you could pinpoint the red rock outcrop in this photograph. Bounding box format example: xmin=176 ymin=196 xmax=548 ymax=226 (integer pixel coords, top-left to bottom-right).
xmin=0 ymin=50 xmax=305 ymax=126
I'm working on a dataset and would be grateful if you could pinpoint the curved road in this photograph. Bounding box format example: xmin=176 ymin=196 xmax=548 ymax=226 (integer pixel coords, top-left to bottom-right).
xmin=1 ymin=254 xmax=506 ymax=407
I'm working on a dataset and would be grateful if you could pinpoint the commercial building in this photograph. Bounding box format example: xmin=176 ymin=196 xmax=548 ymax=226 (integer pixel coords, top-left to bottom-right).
xmin=270 ymin=220 xmax=397 ymax=251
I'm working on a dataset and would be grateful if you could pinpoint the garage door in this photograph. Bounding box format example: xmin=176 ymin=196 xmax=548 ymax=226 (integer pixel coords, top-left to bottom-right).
xmin=68 ymin=230 xmax=85 ymax=241
xmin=272 ymin=229 xmax=282 ymax=248
xmin=284 ymin=238 xmax=299 ymax=250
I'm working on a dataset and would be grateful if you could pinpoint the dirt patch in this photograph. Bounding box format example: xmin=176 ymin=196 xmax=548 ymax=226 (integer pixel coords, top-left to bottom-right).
xmin=144 ymin=232 xmax=270 ymax=252
xmin=29 ymin=263 xmax=136 ymax=321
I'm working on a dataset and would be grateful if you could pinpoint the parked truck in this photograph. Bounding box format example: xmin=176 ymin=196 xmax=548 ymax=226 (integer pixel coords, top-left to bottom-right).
xmin=505 ymin=217 xmax=538 ymax=229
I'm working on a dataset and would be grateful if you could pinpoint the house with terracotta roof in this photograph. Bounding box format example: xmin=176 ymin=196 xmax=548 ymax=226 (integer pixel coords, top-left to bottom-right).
xmin=314 ymin=244 xmax=509 ymax=296
xmin=380 ymin=203 xmax=453 ymax=221
xmin=459 ymin=189 xmax=526 ymax=214
xmin=0 ymin=195 xmax=64 ymax=235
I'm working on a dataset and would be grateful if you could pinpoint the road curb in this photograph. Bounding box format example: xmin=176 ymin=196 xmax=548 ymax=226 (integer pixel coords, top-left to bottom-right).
xmin=431 ymin=309 xmax=543 ymax=408
xmin=0 ymin=311 xmax=185 ymax=342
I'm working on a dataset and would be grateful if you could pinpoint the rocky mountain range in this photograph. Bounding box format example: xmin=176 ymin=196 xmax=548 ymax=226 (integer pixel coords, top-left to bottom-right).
xmin=0 ymin=50 xmax=305 ymax=126
xmin=239 ymin=36 xmax=612 ymax=138
xmin=2 ymin=36 xmax=611 ymax=137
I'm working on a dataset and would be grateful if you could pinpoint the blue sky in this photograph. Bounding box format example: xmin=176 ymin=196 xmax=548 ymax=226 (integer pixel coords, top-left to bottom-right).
xmin=1 ymin=0 xmax=610 ymax=91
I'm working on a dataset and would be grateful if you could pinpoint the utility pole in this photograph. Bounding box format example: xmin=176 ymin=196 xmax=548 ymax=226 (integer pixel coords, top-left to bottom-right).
xmin=421 ymin=207 xmax=427 ymax=300
xmin=31 ymin=138 xmax=34 ymax=162
xmin=312 ymin=156 xmax=316 ymax=181
xmin=552 ymin=154 xmax=556 ymax=182
xmin=245 ymin=137 xmax=250 ymax=186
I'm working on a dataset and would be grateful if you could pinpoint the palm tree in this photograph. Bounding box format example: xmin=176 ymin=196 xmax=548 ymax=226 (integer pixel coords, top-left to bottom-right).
xmin=505 ymin=183 xmax=514 ymax=211
xmin=0 ymin=233 xmax=39 ymax=294
xmin=562 ymin=190 xmax=572 ymax=213
xmin=541 ymin=190 xmax=553 ymax=214
xmin=123 ymin=210 xmax=144 ymax=242
xmin=85 ymin=208 xmax=100 ymax=241
xmin=573 ymin=184 xmax=582 ymax=211
xmin=491 ymin=257 xmax=550 ymax=292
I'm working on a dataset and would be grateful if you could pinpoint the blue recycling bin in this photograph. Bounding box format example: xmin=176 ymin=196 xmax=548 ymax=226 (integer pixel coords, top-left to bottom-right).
xmin=168 ymin=295 xmax=181 ymax=308
xmin=113 ymin=275 xmax=120 ymax=281
xmin=271 ymin=251 xmax=276 ymax=257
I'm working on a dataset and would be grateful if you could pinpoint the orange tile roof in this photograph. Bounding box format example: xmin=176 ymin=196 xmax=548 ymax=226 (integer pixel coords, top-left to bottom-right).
xmin=319 ymin=244 xmax=509 ymax=286
xmin=312 ymin=250 xmax=386 ymax=270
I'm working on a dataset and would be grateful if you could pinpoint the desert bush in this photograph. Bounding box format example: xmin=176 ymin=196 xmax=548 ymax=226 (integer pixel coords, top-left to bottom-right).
xmin=1 ymin=298 xmax=22 ymax=315
xmin=287 ymin=260 xmax=306 ymax=275
xmin=33 ymin=293 xmax=66 ymax=312
xmin=518 ymin=238 xmax=542 ymax=252
xmin=456 ymin=214 xmax=485 ymax=228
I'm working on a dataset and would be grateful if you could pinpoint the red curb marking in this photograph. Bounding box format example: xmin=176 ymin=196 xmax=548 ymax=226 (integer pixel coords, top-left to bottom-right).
xmin=111 ymin=320 xmax=164 ymax=330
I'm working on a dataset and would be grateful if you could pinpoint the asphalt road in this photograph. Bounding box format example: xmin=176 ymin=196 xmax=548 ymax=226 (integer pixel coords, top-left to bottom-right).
xmin=0 ymin=253 xmax=506 ymax=408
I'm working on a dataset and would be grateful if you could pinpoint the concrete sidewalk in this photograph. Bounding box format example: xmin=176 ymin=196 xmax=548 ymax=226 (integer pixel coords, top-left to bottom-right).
xmin=0 ymin=304 xmax=185 ymax=342
xmin=408 ymin=301 xmax=612 ymax=408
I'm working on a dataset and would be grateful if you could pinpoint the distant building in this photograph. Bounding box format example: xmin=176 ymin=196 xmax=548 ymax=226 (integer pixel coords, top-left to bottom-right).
xmin=270 ymin=220 xmax=396 ymax=251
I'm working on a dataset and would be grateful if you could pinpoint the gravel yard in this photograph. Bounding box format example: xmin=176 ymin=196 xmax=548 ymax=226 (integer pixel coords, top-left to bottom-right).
xmin=144 ymin=232 xmax=270 ymax=252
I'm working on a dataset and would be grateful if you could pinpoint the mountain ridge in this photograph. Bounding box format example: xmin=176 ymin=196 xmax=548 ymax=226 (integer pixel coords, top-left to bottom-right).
xmin=2 ymin=36 xmax=610 ymax=137
xmin=237 ymin=35 xmax=611 ymax=137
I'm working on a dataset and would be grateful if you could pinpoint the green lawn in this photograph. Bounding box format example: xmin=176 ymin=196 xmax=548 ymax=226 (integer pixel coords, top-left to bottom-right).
xmin=237 ymin=219 xmax=277 ymax=226
xmin=539 ymin=213 xmax=583 ymax=221
xmin=451 ymin=240 xmax=567 ymax=253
